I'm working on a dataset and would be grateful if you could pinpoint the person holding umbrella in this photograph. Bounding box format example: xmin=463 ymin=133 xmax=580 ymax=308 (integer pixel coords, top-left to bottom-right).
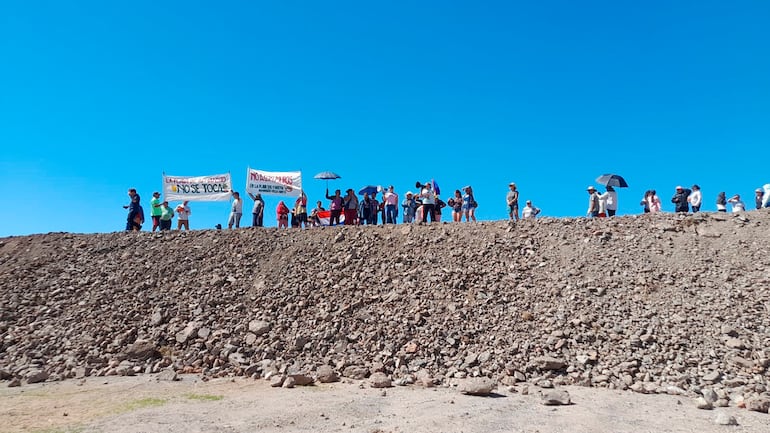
xmin=599 ymin=186 xmax=617 ymax=217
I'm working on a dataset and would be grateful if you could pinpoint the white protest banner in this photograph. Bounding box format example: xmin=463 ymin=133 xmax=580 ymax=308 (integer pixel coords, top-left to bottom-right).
xmin=162 ymin=173 xmax=232 ymax=202
xmin=245 ymin=168 xmax=302 ymax=197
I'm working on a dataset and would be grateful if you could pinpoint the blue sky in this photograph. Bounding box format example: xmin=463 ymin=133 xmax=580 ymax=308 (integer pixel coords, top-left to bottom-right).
xmin=1 ymin=1 xmax=768 ymax=235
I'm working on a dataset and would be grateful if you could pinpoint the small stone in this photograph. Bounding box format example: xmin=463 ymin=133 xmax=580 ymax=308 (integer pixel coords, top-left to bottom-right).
xmin=248 ymin=320 xmax=271 ymax=336
xmin=702 ymin=371 xmax=721 ymax=382
xmin=458 ymin=378 xmax=495 ymax=396
xmin=695 ymin=397 xmax=713 ymax=410
xmin=8 ymin=378 xmax=21 ymax=387
xmin=25 ymin=370 xmax=49 ymax=384
xmin=270 ymin=375 xmax=285 ymax=387
xmin=342 ymin=365 xmax=368 ymax=380
xmin=746 ymin=396 xmax=770 ymax=413
xmin=725 ymin=338 xmax=747 ymax=349
xmin=533 ymin=356 xmax=566 ymax=370
xmin=315 ymin=365 xmax=339 ymax=383
xmin=287 ymin=373 xmax=314 ymax=386
xmin=541 ymin=389 xmax=571 ymax=406
xmin=282 ymin=376 xmax=296 ymax=388
xmin=713 ymin=412 xmax=738 ymax=426
xmin=369 ymin=372 xmax=392 ymax=388
xmin=702 ymin=389 xmax=718 ymax=404
xmin=156 ymin=369 xmax=178 ymax=382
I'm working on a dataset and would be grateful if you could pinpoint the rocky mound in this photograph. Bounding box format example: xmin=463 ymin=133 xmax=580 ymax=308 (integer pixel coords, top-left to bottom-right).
xmin=1 ymin=213 xmax=769 ymax=410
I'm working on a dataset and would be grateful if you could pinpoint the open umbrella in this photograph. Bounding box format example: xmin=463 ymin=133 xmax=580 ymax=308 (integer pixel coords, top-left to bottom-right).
xmin=596 ymin=174 xmax=629 ymax=188
xmin=314 ymin=171 xmax=341 ymax=188
xmin=358 ymin=185 xmax=379 ymax=195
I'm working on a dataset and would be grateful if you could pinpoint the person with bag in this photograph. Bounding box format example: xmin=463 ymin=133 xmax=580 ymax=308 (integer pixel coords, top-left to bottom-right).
xmin=449 ymin=189 xmax=463 ymax=222
xmin=463 ymin=185 xmax=478 ymax=222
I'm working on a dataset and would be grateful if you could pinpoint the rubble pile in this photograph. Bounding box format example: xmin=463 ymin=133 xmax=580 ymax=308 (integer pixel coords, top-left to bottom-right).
xmin=1 ymin=212 xmax=769 ymax=410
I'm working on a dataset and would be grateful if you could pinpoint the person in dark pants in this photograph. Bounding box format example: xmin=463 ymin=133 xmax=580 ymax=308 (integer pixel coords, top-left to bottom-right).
xmin=671 ymin=186 xmax=691 ymax=213
xmin=123 ymin=188 xmax=143 ymax=231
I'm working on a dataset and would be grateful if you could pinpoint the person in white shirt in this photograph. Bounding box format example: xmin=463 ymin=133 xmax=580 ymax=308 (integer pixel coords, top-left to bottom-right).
xmin=728 ymin=194 xmax=746 ymax=212
xmin=175 ymin=201 xmax=191 ymax=230
xmin=688 ymin=184 xmax=702 ymax=213
xmin=599 ymin=186 xmax=617 ymax=217
xmin=521 ymin=200 xmax=540 ymax=219
xmin=228 ymin=191 xmax=243 ymax=229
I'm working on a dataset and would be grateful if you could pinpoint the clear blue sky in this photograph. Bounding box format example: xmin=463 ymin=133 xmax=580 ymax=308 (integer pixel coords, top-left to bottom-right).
xmin=1 ymin=0 xmax=768 ymax=235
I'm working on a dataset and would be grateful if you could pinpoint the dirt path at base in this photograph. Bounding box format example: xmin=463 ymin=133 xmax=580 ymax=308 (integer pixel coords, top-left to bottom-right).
xmin=2 ymin=375 xmax=769 ymax=433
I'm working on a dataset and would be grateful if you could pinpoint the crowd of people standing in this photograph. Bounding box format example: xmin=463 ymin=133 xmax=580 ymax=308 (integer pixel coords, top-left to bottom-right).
xmin=123 ymin=181 xmax=770 ymax=231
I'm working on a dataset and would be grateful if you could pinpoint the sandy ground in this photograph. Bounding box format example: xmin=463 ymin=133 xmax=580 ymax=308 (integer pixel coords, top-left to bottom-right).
xmin=2 ymin=375 xmax=770 ymax=433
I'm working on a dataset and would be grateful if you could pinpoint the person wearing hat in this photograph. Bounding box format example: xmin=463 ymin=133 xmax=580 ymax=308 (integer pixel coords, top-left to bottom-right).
xmin=586 ymin=186 xmax=600 ymax=217
xmin=521 ymin=200 xmax=540 ymax=219
xmin=728 ymin=194 xmax=746 ymax=212
xmin=755 ymin=188 xmax=764 ymax=210
xmin=402 ymin=191 xmax=417 ymax=223
xmin=671 ymin=186 xmax=691 ymax=213
xmin=150 ymin=191 xmax=163 ymax=232
xmin=506 ymin=183 xmax=519 ymax=221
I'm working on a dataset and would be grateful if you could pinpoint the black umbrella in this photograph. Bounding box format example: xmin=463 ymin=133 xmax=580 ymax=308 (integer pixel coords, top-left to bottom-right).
xmin=314 ymin=171 xmax=341 ymax=188
xmin=596 ymin=174 xmax=629 ymax=188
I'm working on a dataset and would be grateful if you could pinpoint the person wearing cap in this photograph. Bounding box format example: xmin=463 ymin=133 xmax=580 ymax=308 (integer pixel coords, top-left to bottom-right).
xmin=728 ymin=194 xmax=746 ymax=212
xmin=150 ymin=191 xmax=163 ymax=232
xmin=671 ymin=186 xmax=691 ymax=213
xmin=586 ymin=186 xmax=600 ymax=217
xmin=755 ymin=188 xmax=764 ymax=210
xmin=159 ymin=201 xmax=174 ymax=231
xmin=402 ymin=191 xmax=417 ymax=223
xmin=761 ymin=184 xmax=770 ymax=208
xmin=521 ymin=200 xmax=540 ymax=219
xmin=688 ymin=185 xmax=702 ymax=213
xmin=506 ymin=183 xmax=519 ymax=221
xmin=176 ymin=200 xmax=191 ymax=230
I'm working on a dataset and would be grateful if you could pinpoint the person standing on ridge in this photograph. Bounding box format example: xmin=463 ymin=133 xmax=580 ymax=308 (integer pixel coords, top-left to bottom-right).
xmin=716 ymin=191 xmax=727 ymax=212
xmin=755 ymin=188 xmax=764 ymax=210
xmin=343 ymin=188 xmax=359 ymax=225
xmin=383 ymin=185 xmax=399 ymax=224
xmin=521 ymin=200 xmax=541 ymax=219
xmin=325 ymin=189 xmax=344 ymax=226
xmin=150 ymin=191 xmax=162 ymax=231
xmin=402 ymin=191 xmax=417 ymax=223
xmin=506 ymin=183 xmax=519 ymax=221
xmin=228 ymin=191 xmax=243 ymax=229
xmin=159 ymin=201 xmax=174 ymax=231
xmin=123 ymin=188 xmax=143 ymax=231
xmin=586 ymin=186 xmax=600 ymax=217
xmin=600 ymin=186 xmax=617 ymax=216
xmin=248 ymin=192 xmax=264 ymax=227
xmin=463 ymin=185 xmax=477 ymax=222
xmin=688 ymin=185 xmax=702 ymax=213
xmin=176 ymin=201 xmax=191 ymax=230
xmin=671 ymin=186 xmax=691 ymax=213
